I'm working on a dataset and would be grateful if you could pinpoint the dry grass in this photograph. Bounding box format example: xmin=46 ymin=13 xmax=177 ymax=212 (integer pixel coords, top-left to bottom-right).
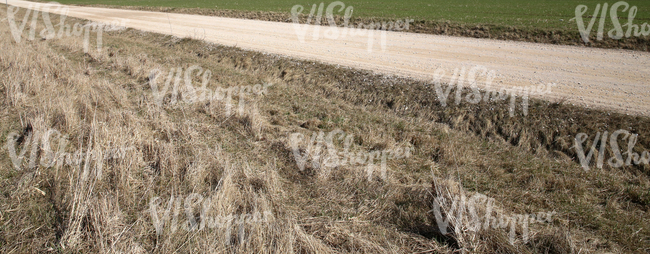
xmin=0 ymin=5 xmax=649 ymax=253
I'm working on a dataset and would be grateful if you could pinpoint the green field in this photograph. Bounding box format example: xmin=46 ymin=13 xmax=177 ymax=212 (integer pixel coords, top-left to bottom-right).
xmin=42 ymin=0 xmax=650 ymax=31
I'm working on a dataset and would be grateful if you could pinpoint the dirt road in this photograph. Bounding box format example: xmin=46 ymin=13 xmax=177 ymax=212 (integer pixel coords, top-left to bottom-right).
xmin=6 ymin=0 xmax=650 ymax=116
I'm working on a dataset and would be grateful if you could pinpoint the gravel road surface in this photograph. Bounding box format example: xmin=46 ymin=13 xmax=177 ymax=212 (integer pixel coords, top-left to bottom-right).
xmin=7 ymin=0 xmax=650 ymax=115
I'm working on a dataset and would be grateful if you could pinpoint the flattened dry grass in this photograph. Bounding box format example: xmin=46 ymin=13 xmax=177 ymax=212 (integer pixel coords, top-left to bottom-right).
xmin=0 ymin=5 xmax=649 ymax=253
